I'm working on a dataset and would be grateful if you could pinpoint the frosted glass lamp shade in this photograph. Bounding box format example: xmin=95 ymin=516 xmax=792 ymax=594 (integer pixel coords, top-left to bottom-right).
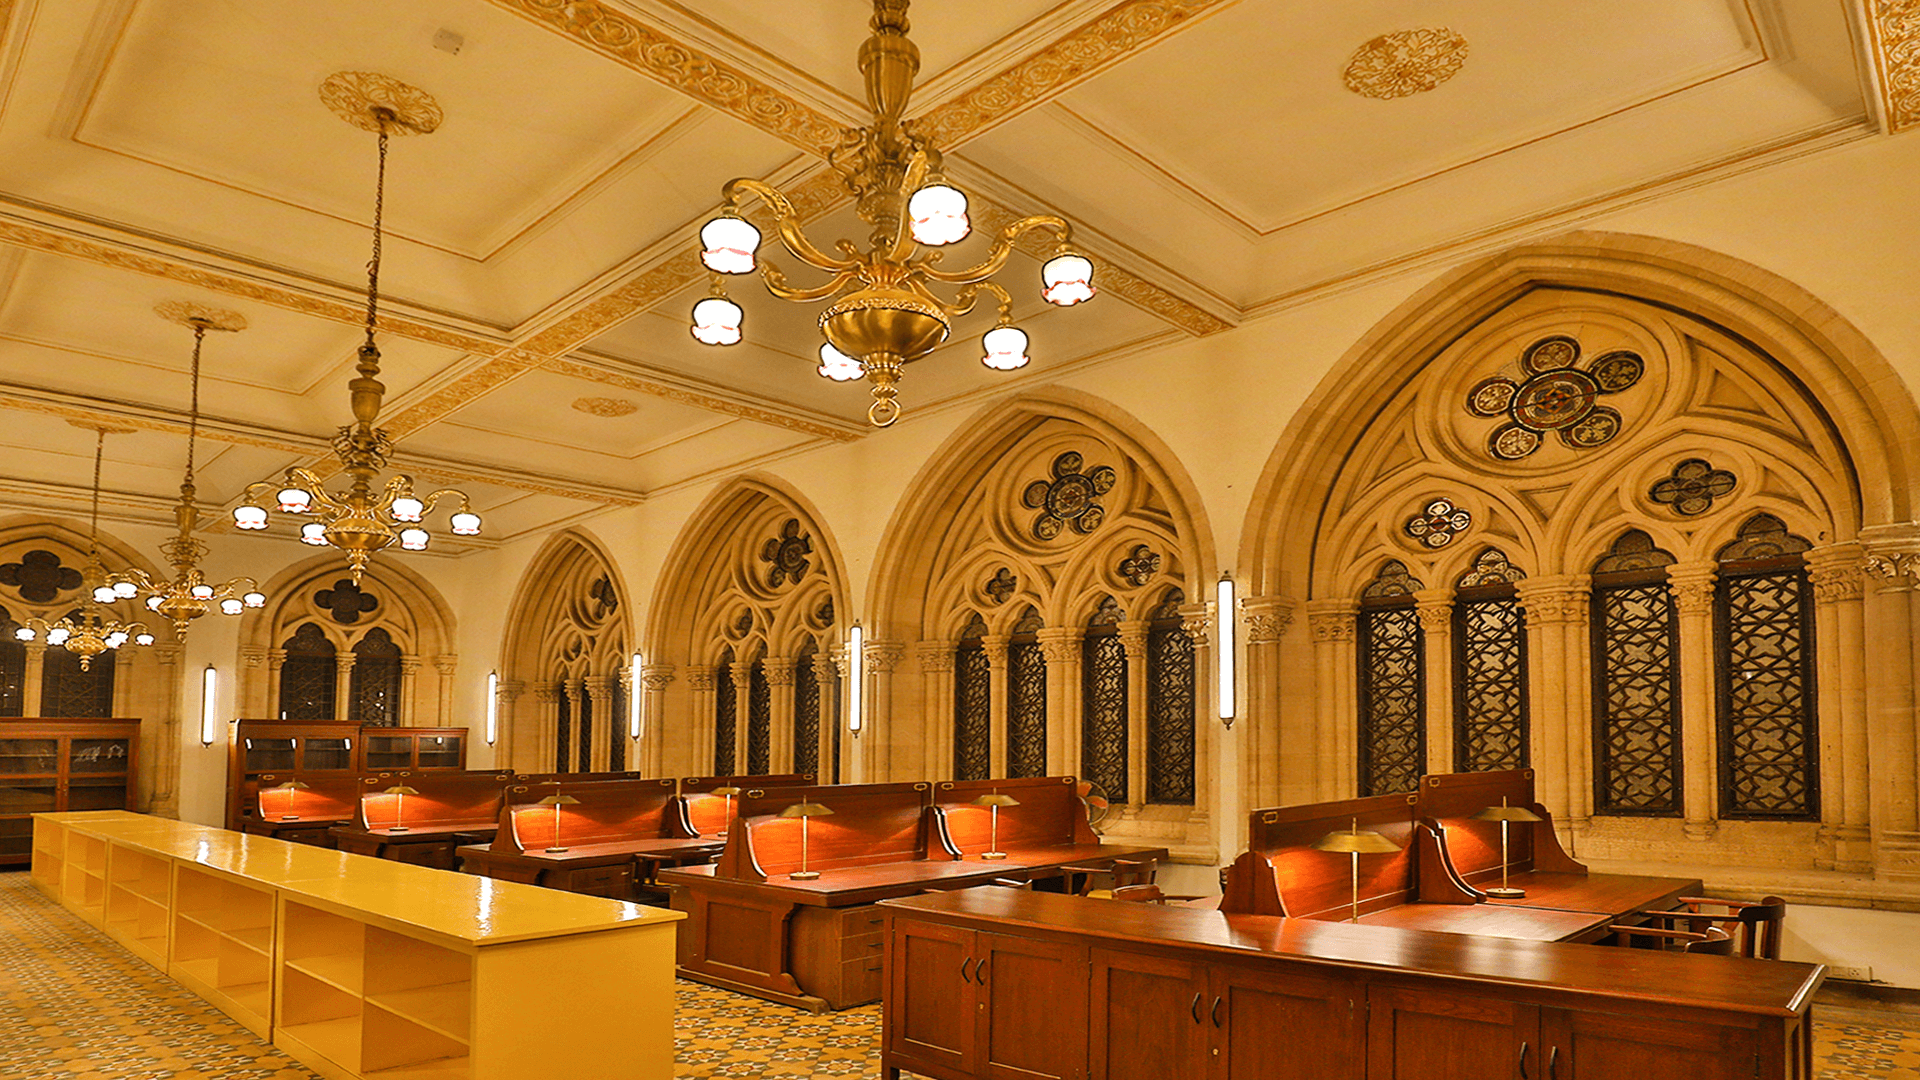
xmin=817 ymin=343 xmax=864 ymax=381
xmin=113 ymin=582 xmax=138 ymax=599
xmin=1042 ymin=253 xmax=1096 ymax=306
xmin=133 ymin=632 xmax=155 ymax=646
xmin=398 ymin=528 xmax=430 ymax=551
xmin=691 ymin=297 xmax=744 ymax=346
xmin=276 ymin=487 xmax=313 ymax=513
xmin=300 ymin=522 xmax=328 ymax=546
xmin=700 ymin=216 xmax=761 ymax=274
xmin=105 ymin=631 xmax=128 ymax=648
xmin=220 ymin=598 xmax=245 ymax=615
xmin=389 ymin=496 xmax=424 ymax=522
xmin=145 ymin=596 xmax=163 ymax=611
xmin=12 ymin=627 xmax=33 ymax=641
xmin=45 ymin=628 xmax=70 ymax=645
xmin=909 ymin=183 xmax=970 ymax=246
xmin=190 ymin=584 xmax=215 ymax=599
xmin=243 ymin=591 xmax=267 ymax=608
xmin=92 ymin=585 xmax=116 ymax=603
xmin=981 ymin=326 xmax=1030 ymax=371
xmin=450 ymin=512 xmax=482 ymax=536
xmin=232 ymin=505 xmax=268 ymax=530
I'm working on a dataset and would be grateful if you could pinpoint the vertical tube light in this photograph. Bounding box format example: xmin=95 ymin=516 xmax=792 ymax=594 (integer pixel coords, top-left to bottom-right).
xmin=848 ymin=624 xmax=865 ymax=736
xmin=629 ymin=652 xmax=643 ymax=739
xmin=485 ymin=671 xmax=499 ymax=746
xmin=1217 ymin=574 xmax=1236 ymax=725
xmin=200 ymin=665 xmax=218 ymax=746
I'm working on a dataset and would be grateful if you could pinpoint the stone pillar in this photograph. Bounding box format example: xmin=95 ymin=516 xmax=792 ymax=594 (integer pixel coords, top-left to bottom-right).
xmin=864 ymin=641 xmax=905 ymax=781
xmin=1037 ymin=628 xmax=1084 ymax=779
xmin=1242 ymin=596 xmax=1297 ymax=806
xmin=21 ymin=643 xmax=45 ymax=717
xmin=831 ymin=648 xmax=852 ymax=781
xmin=495 ymin=678 xmax=526 ymax=770
xmin=638 ymin=664 xmax=675 ymax=777
xmin=917 ymin=642 xmax=956 ymax=781
xmin=566 ymin=678 xmax=590 ymax=772
xmin=1667 ymin=561 xmax=1719 ymax=839
xmin=148 ymin=644 xmax=184 ymax=819
xmin=764 ymin=658 xmax=796 ymax=772
xmin=1179 ymin=603 xmax=1215 ymax=839
xmin=398 ymin=657 xmax=421 ymax=727
xmin=1415 ymin=588 xmax=1455 ymax=777
xmin=434 ymin=655 xmax=458 ymax=725
xmin=584 ymin=676 xmax=615 ymax=772
xmin=1306 ymin=600 xmax=1357 ymax=800
xmin=333 ymin=655 xmax=356 ymax=724
xmin=1862 ymin=528 xmax=1920 ymax=881
xmin=983 ymin=635 xmax=1011 ymax=778
xmin=530 ymin=682 xmax=561 ymax=773
xmin=239 ymin=645 xmax=268 ymax=718
xmin=684 ymin=666 xmax=716 ymax=777
xmin=266 ymin=650 xmax=286 ymax=718
xmin=1515 ymin=577 xmax=1590 ymax=828
xmin=727 ymin=662 xmax=753 ymax=775
xmin=111 ymin=646 xmax=138 ymax=720
xmin=1809 ymin=543 xmax=1871 ymax=871
xmin=1118 ymin=622 xmax=1151 ymax=807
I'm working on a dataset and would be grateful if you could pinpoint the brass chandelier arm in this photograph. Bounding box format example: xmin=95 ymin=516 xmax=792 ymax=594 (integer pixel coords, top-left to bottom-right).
xmin=762 ymin=261 xmax=859 ymax=303
xmin=934 ymin=280 xmax=1016 ymax=323
xmin=877 ymin=149 xmax=935 ymax=265
xmin=915 ymin=214 xmax=1072 ymax=285
xmin=722 ymin=178 xmax=859 ymax=273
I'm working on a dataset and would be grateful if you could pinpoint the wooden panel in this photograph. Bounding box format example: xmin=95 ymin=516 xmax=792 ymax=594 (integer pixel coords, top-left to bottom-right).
xmin=1211 ymin=964 xmax=1364 ymax=1080
xmin=681 ymin=773 xmax=814 ymax=837
xmin=494 ymin=777 xmax=680 ymax=854
xmin=1247 ymin=793 xmax=1419 ymax=919
xmin=353 ymin=772 xmax=510 ymax=831
xmin=932 ymin=776 xmax=1096 ymax=856
xmin=1542 ymin=1006 xmax=1757 ymax=1080
xmin=1089 ymin=947 xmax=1205 ymax=1080
xmin=977 ymin=931 xmax=1087 ymax=1080
xmin=886 ymin=919 xmax=976 ymax=1075
xmin=1365 ymin=985 xmax=1536 ymax=1080
xmin=731 ymin=782 xmax=930 ymax=876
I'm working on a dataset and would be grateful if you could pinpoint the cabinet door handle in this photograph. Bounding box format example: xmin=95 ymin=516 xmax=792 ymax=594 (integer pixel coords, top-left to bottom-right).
xmin=1190 ymin=992 xmax=1202 ymax=1023
xmin=959 ymin=955 xmax=973 ymax=983
xmin=1548 ymin=1046 xmax=1559 ymax=1080
xmin=1210 ymin=996 xmax=1223 ymax=1028
xmin=973 ymin=957 xmax=988 ymax=985
xmin=1519 ymin=1041 xmax=1529 ymax=1080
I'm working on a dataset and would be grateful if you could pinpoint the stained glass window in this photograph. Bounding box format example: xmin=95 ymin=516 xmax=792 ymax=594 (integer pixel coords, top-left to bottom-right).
xmin=277 ymin=623 xmax=336 ymax=721
xmin=1007 ymin=607 xmax=1047 ymax=778
xmin=954 ymin=614 xmax=990 ymax=781
xmin=1454 ymin=550 xmax=1528 ymax=772
xmin=1715 ymin=515 xmax=1817 ymax=820
xmin=0 ymin=605 xmax=23 ymax=717
xmin=1081 ymin=596 xmax=1127 ymax=803
xmin=42 ymin=645 xmax=113 ymax=718
xmin=794 ymin=644 xmax=821 ymax=777
xmin=348 ymin=628 xmax=402 ymax=728
xmin=1147 ymin=588 xmax=1195 ymax=805
xmin=714 ymin=647 xmax=736 ymax=775
xmin=1591 ymin=531 xmax=1681 ymax=815
xmin=747 ymin=657 xmax=771 ymax=775
xmin=1359 ymin=561 xmax=1424 ymax=795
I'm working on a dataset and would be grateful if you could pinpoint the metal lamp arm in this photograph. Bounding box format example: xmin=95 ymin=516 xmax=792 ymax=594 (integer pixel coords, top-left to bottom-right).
xmin=762 ymin=261 xmax=859 ymax=303
xmin=722 ymin=178 xmax=857 ymax=273
xmin=413 ymin=487 xmax=470 ymax=515
xmin=937 ymin=280 xmax=1015 ymax=322
xmin=880 ymin=150 xmax=935 ymax=264
xmin=916 ymin=214 xmax=1070 ymax=284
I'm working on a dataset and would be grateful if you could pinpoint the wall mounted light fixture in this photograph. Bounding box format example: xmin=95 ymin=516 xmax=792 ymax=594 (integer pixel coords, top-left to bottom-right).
xmin=1217 ymin=574 xmax=1237 ymax=727
xmin=629 ymin=652 xmax=643 ymax=739
xmin=200 ymin=665 xmax=219 ymax=747
xmin=848 ymin=624 xmax=865 ymax=737
xmin=485 ymin=671 xmax=498 ymax=746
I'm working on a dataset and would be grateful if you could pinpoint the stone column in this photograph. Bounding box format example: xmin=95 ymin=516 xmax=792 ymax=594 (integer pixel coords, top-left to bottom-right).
xmin=1809 ymin=543 xmax=1871 ymax=871
xmin=148 ymin=644 xmax=184 ymax=819
xmin=1415 ymin=588 xmax=1455 ymax=777
xmin=398 ymin=657 xmax=421 ymax=726
xmin=1515 ymin=577 xmax=1590 ymax=828
xmin=1242 ymin=596 xmax=1297 ymax=806
xmin=495 ymin=678 xmax=526 ymax=770
xmin=530 ymin=682 xmax=561 ymax=773
xmin=684 ymin=666 xmax=716 ymax=777
xmin=1118 ymin=621 xmax=1151 ymax=807
xmin=434 ymin=656 xmax=459 ymax=726
xmin=764 ymin=658 xmax=796 ymax=772
xmin=916 ymin=642 xmax=956 ymax=780
xmin=266 ymin=650 xmax=286 ymax=718
xmin=239 ymin=645 xmax=268 ymax=718
xmin=333 ymin=654 xmax=356 ymax=724
xmin=864 ymin=641 xmax=905 ymax=781
xmin=584 ymin=675 xmax=615 ymax=772
xmin=638 ymin=664 xmax=675 ymax=777
xmin=21 ymin=642 xmax=45 ymax=717
xmin=1667 ymin=561 xmax=1719 ymax=839
xmin=1306 ymin=600 xmax=1357 ymax=800
xmin=727 ymin=662 xmax=753 ymax=775
xmin=1037 ymin=628 xmax=1084 ymax=779
xmin=111 ymin=646 xmax=138 ymax=719
xmin=831 ymin=648 xmax=852 ymax=781
xmin=1179 ymin=603 xmax=1215 ymax=839
xmin=983 ymin=635 xmax=1011 ymax=778
xmin=1862 ymin=528 xmax=1920 ymax=881
xmin=566 ymin=678 xmax=590 ymax=772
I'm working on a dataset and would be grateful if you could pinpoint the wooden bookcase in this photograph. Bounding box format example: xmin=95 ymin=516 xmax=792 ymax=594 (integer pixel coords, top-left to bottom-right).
xmin=360 ymin=728 xmax=468 ymax=773
xmin=227 ymin=722 xmax=471 ymax=830
xmin=0 ymin=718 xmax=139 ymax=864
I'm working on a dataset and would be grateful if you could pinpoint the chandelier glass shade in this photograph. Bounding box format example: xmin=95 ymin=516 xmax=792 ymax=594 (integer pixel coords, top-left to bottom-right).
xmin=107 ymin=308 xmax=265 ymax=639
xmin=232 ymin=76 xmax=479 ymax=581
xmin=14 ymin=428 xmax=152 ymax=670
xmin=692 ymin=0 xmax=1096 ymax=427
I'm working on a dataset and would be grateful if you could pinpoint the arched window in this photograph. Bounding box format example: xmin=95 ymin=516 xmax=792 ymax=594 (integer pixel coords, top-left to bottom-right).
xmin=572 ymin=681 xmax=592 ymax=772
xmin=608 ymin=679 xmax=627 ymax=772
xmin=713 ymin=646 xmax=737 ymax=774
xmin=277 ymin=623 xmax=336 ymax=721
xmin=0 ymin=605 xmax=24 ymax=717
xmin=1358 ymin=560 xmax=1425 ymax=795
xmin=747 ymin=650 xmax=771 ymax=775
xmin=42 ymin=626 xmax=114 ymax=718
xmin=1007 ymin=606 xmax=1048 ymax=777
xmin=1715 ymin=515 xmax=1817 ymax=820
xmin=1081 ymin=596 xmax=1127 ymax=802
xmin=555 ymin=675 xmax=573 ymax=770
xmin=1453 ymin=549 xmax=1529 ymax=771
xmin=1146 ymin=588 xmax=1196 ymax=805
xmin=794 ymin=641 xmax=821 ymax=776
xmin=1591 ymin=530 xmax=1681 ymax=816
xmin=954 ymin=614 xmax=990 ymax=780
xmin=348 ymin=628 xmax=402 ymax=727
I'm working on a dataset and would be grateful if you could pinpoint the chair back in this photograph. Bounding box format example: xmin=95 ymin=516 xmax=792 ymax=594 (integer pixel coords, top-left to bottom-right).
xmin=1112 ymin=884 xmax=1168 ymax=904
xmin=1735 ymin=896 xmax=1787 ymax=959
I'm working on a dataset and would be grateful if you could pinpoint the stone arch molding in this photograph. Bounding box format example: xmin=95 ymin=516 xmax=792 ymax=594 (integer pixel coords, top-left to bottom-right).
xmin=647 ymin=476 xmax=850 ymax=780
xmin=1237 ymin=231 xmax=1920 ymax=881
xmin=867 ymin=389 xmax=1217 ymax=854
xmin=497 ymin=529 xmax=632 ymax=773
xmin=236 ymin=553 xmax=458 ymax=729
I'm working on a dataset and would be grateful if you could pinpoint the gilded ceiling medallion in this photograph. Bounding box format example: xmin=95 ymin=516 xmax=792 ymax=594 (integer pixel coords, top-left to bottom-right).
xmin=319 ymin=72 xmax=444 ymax=135
xmin=1343 ymin=28 xmax=1469 ymax=100
xmin=571 ymin=396 xmax=639 ymax=418
xmin=153 ymin=301 xmax=247 ymax=333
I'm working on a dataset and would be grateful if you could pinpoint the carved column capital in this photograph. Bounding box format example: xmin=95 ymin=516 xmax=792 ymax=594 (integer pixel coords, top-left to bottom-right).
xmin=814 ymin=651 xmax=839 ymax=682
xmin=1413 ymin=587 xmax=1454 ymax=632
xmin=916 ymin=641 xmax=956 ymax=673
xmin=152 ymin=642 xmax=182 ymax=668
xmin=729 ymin=662 xmax=754 ymax=686
xmin=497 ymin=678 xmax=527 ymax=700
xmin=240 ymin=645 xmax=267 ymax=669
xmin=532 ymin=682 xmax=561 ymax=704
xmin=1807 ymin=542 xmax=1866 ymax=602
xmin=1305 ymin=598 xmax=1358 ymax=643
xmin=982 ymin=634 xmax=1012 ymax=668
xmin=763 ymin=659 xmax=797 ymax=687
xmin=399 ymin=657 xmax=422 ymax=676
xmin=583 ymin=675 xmax=614 ymax=701
xmin=336 ymin=653 xmax=357 ymax=672
xmin=639 ymin=663 xmax=676 ymax=692
xmin=1117 ymin=620 xmax=1151 ymax=660
xmin=1666 ymin=560 xmax=1718 ymax=617
xmin=685 ymin=665 xmax=716 ymax=691
xmin=267 ymin=648 xmax=287 ymax=671
xmin=865 ymin=641 xmax=905 ymax=674
xmin=1243 ymin=594 xmax=1298 ymax=644
xmin=1860 ymin=522 xmax=1920 ymax=583
xmin=433 ymin=654 xmax=458 ymax=677
xmin=1515 ymin=575 xmax=1591 ymax=625
xmin=1178 ymin=603 xmax=1211 ymax=648
xmin=1036 ymin=627 xmax=1083 ymax=663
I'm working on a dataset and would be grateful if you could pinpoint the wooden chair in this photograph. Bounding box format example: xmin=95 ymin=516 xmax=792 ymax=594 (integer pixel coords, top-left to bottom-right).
xmin=1061 ymin=856 xmax=1158 ymax=897
xmin=1111 ymin=883 xmax=1208 ymax=905
xmin=1636 ymin=896 xmax=1787 ymax=959
xmin=1609 ymin=922 xmax=1736 ymax=955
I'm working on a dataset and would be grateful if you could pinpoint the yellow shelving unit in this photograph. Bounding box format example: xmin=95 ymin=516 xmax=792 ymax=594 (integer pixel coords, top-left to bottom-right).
xmin=29 ymin=810 xmax=682 ymax=1080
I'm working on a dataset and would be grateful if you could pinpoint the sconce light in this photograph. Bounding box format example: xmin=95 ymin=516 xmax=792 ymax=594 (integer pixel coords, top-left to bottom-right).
xmin=485 ymin=671 xmax=498 ymax=747
xmin=199 ymin=665 xmax=218 ymax=746
xmin=848 ymin=624 xmax=864 ymax=737
xmin=629 ymin=652 xmax=643 ymax=739
xmin=1217 ymin=573 xmax=1236 ymax=726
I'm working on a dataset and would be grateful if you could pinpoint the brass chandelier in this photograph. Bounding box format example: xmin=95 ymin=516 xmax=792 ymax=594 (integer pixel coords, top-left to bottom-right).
xmin=692 ymin=0 xmax=1096 ymax=427
xmin=232 ymin=74 xmax=479 ymax=580
xmin=13 ymin=427 xmax=154 ymax=669
xmin=107 ymin=305 xmax=266 ymax=637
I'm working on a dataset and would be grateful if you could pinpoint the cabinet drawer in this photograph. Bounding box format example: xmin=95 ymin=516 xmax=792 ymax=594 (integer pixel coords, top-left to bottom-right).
xmin=836 ymin=905 xmax=886 ymax=935
xmin=563 ymin=864 xmax=635 ymax=898
xmin=838 ymin=956 xmax=884 ymax=1007
xmin=841 ymin=930 xmax=885 ymax=961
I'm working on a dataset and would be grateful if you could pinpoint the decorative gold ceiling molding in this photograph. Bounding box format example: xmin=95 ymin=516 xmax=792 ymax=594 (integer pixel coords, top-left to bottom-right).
xmin=913 ymin=0 xmax=1236 ymax=148
xmin=1866 ymin=0 xmax=1920 ymax=132
xmin=1342 ymin=29 xmax=1470 ymax=101
xmin=573 ymin=397 xmax=639 ymax=417
xmin=541 ymin=356 xmax=862 ymax=443
xmin=481 ymin=0 xmax=844 ymax=154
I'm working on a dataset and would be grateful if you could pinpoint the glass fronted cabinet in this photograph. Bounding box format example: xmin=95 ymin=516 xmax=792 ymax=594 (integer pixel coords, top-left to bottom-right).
xmin=0 ymin=718 xmax=138 ymax=864
xmin=362 ymin=728 xmax=467 ymax=772
xmin=225 ymin=720 xmax=362 ymax=829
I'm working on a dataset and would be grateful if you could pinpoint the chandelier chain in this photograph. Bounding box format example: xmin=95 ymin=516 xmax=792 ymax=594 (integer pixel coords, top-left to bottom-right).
xmin=184 ymin=323 xmax=204 ymax=487
xmin=364 ymin=114 xmax=390 ymax=350
xmin=87 ymin=427 xmax=104 ymax=561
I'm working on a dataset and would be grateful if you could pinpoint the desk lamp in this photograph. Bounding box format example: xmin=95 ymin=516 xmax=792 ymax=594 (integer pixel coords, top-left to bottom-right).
xmin=1311 ymin=818 xmax=1402 ymax=923
xmin=971 ymin=791 xmax=1021 ymax=860
xmin=1469 ymin=796 xmax=1544 ymax=899
xmin=539 ymin=793 xmax=580 ymax=853
xmin=383 ymin=784 xmax=420 ymax=832
xmin=269 ymin=779 xmax=309 ymax=821
xmin=779 ymin=801 xmax=834 ymax=880
xmin=712 ymin=786 xmax=742 ymax=835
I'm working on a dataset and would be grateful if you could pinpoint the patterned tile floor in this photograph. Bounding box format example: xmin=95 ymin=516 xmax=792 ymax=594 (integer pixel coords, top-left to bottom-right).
xmin=2 ymin=869 xmax=1916 ymax=1079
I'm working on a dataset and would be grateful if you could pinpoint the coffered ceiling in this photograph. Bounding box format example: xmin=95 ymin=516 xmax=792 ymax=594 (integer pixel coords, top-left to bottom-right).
xmin=0 ymin=0 xmax=1894 ymax=557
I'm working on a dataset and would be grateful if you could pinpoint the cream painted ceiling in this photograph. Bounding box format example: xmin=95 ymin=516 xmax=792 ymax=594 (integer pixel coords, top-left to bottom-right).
xmin=0 ymin=0 xmax=1888 ymax=559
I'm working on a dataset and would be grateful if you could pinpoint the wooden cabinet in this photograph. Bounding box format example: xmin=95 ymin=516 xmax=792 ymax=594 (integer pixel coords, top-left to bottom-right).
xmin=1537 ymin=1005 xmax=1758 ymax=1080
xmin=885 ymin=919 xmax=1089 ymax=1080
xmin=0 ymin=719 xmax=137 ymax=864
xmin=362 ymin=728 xmax=467 ymax=772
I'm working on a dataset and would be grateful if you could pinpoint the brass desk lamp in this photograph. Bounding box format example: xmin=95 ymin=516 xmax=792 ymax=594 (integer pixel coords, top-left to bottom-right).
xmin=1469 ymin=796 xmax=1544 ymax=899
xmin=971 ymin=791 xmax=1021 ymax=860
xmin=1311 ymin=818 xmax=1402 ymax=923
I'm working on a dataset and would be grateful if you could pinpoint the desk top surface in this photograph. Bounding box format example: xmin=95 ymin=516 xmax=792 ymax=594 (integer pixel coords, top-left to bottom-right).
xmin=660 ymin=842 xmax=1168 ymax=904
xmin=333 ymin=824 xmax=498 ymax=841
xmin=880 ymin=887 xmax=1822 ymax=1018
xmin=462 ymin=837 xmax=724 ymax=864
xmin=1477 ymin=870 xmax=1700 ymax=916
xmin=1339 ymin=901 xmax=1612 ymax=942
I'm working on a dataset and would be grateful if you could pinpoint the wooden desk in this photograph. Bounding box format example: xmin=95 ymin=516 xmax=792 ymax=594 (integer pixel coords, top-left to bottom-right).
xmin=879 ymin=887 xmax=1823 ymax=1080
xmin=1350 ymin=901 xmax=1614 ymax=942
xmin=328 ymin=771 xmax=510 ymax=869
xmin=659 ymin=778 xmax=1164 ymax=1012
xmin=242 ymin=817 xmax=347 ymax=847
xmin=457 ymin=778 xmax=720 ymax=897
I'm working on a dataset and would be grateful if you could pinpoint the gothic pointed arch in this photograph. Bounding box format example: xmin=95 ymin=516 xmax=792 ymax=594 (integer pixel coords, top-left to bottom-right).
xmin=497 ymin=529 xmax=632 ymax=773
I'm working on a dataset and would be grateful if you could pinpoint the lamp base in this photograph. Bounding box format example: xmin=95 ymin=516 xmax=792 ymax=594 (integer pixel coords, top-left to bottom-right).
xmin=545 ymin=846 xmax=569 ymax=854
xmin=388 ymin=826 xmax=410 ymax=833
xmin=279 ymin=815 xmax=300 ymax=822
xmin=790 ymin=870 xmax=821 ymax=880
xmin=1482 ymin=886 xmax=1526 ymax=899
xmin=981 ymin=851 xmax=1007 ymax=861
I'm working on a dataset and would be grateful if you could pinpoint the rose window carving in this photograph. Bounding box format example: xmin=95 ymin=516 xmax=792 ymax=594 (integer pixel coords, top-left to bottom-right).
xmin=1649 ymin=459 xmax=1736 ymax=516
xmin=315 ymin=579 xmax=379 ymax=625
xmin=0 ymin=550 xmax=82 ymax=603
xmin=760 ymin=518 xmax=813 ymax=587
xmin=1023 ymin=451 xmax=1116 ymax=540
xmin=1404 ymin=498 xmax=1471 ymax=549
xmin=984 ymin=567 xmax=1018 ymax=604
xmin=1118 ymin=544 xmax=1161 ymax=585
xmin=1467 ymin=335 xmax=1644 ymax=460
